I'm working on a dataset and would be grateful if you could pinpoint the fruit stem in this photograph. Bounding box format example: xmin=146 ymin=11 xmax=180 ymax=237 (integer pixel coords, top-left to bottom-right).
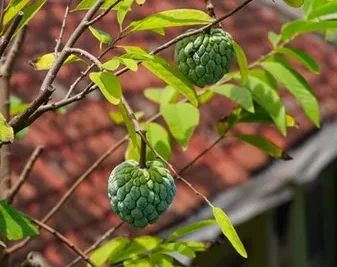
xmin=139 ymin=131 xmax=147 ymax=169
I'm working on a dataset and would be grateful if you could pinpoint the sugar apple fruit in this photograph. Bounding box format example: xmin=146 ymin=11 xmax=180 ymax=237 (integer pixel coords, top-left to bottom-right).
xmin=174 ymin=28 xmax=234 ymax=88
xmin=108 ymin=160 xmax=176 ymax=228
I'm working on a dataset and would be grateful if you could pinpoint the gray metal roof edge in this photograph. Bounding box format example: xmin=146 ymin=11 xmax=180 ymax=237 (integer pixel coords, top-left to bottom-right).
xmin=158 ymin=120 xmax=337 ymax=244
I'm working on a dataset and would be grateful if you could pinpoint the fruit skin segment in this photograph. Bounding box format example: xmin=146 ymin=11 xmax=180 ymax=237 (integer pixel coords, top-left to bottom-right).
xmin=108 ymin=160 xmax=176 ymax=228
xmin=175 ymin=28 xmax=235 ymax=88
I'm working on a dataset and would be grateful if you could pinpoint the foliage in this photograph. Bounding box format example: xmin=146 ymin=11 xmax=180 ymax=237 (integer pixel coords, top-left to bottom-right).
xmin=0 ymin=0 xmax=335 ymax=266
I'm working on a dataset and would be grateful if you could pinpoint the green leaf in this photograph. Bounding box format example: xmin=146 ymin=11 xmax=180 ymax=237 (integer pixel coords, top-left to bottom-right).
xmin=216 ymin=107 xmax=242 ymax=136
xmin=248 ymin=69 xmax=277 ymax=89
xmin=246 ymin=76 xmax=287 ymax=135
xmin=233 ymin=41 xmax=248 ymax=86
xmin=276 ymin=47 xmax=320 ymax=73
xmin=117 ymin=0 xmax=134 ymax=27
xmin=161 ymin=103 xmax=199 ymax=150
xmin=9 ymin=103 xmax=29 ymax=115
xmin=0 ymin=113 xmax=14 ymax=145
xmin=167 ymin=219 xmax=217 ymax=241
xmin=109 ymin=236 xmax=161 ymax=264
xmin=210 ymin=84 xmax=254 ymax=112
xmin=118 ymin=57 xmax=138 ymax=71
xmin=197 ymin=90 xmax=214 ymax=104
xmin=261 ymin=61 xmax=320 ymax=127
xmin=0 ymin=201 xmax=39 ymax=240
xmin=127 ymin=9 xmax=213 ymax=34
xmin=103 ymin=59 xmax=120 ymax=71
xmin=88 ymin=237 xmax=130 ymax=267
xmin=281 ymin=19 xmax=337 ymax=40
xmin=150 ymin=27 xmax=165 ymax=35
xmin=268 ymin=31 xmax=281 ymax=47
xmin=89 ymin=26 xmax=112 ymax=44
xmin=109 ymin=110 xmax=143 ymax=124
xmin=234 ymin=134 xmax=292 ymax=160
xmin=89 ymin=72 xmax=122 ymax=105
xmin=149 ymin=253 xmax=174 ymax=267
xmin=9 ymin=96 xmax=29 ymax=115
xmin=3 ymin=0 xmax=29 ymax=27
xmin=125 ymin=258 xmax=154 ymax=267
xmin=125 ymin=122 xmax=171 ymax=161
xmin=145 ymin=56 xmax=198 ymax=106
xmin=212 ymin=207 xmax=247 ymax=258
xmin=282 ymin=0 xmax=304 ymax=8
xmin=74 ymin=0 xmax=97 ymax=10
xmin=118 ymin=102 xmax=138 ymax=152
xmin=144 ymin=87 xmax=179 ymax=104
xmin=303 ymin=0 xmax=314 ymax=16
xmin=308 ymin=2 xmax=337 ymax=19
xmin=237 ymin=105 xmax=297 ymax=128
xmin=183 ymin=241 xmax=207 ymax=252
xmin=161 ymin=242 xmax=196 ymax=258
xmin=12 ymin=0 xmax=47 ymax=37
xmin=74 ymin=0 xmax=125 ymax=11
xmin=30 ymin=53 xmax=82 ymax=70
xmin=123 ymin=46 xmax=198 ymax=106
xmin=109 ymin=110 xmax=124 ymax=124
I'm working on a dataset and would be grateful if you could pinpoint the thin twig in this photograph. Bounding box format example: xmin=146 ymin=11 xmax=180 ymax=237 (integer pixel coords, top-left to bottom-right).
xmin=7 ymin=146 xmax=44 ymax=204
xmin=5 ymin=138 xmax=126 ymax=254
xmin=2 ymin=26 xmax=26 ymax=78
xmin=0 ymin=0 xmax=5 ymax=33
xmin=0 ymin=11 xmax=24 ymax=58
xmin=64 ymin=35 xmax=121 ymax=99
xmin=179 ymin=136 xmax=223 ymax=175
xmin=54 ymin=0 xmax=72 ymax=56
xmin=9 ymin=0 xmax=106 ymax=132
xmin=29 ymin=217 xmax=98 ymax=267
xmin=39 ymin=0 xmax=105 ymax=92
xmin=204 ymin=0 xmax=217 ymax=19
xmin=65 ymin=221 xmax=124 ymax=267
xmin=66 ymin=47 xmax=102 ymax=68
xmin=204 ymin=0 xmax=222 ymax=29
xmin=87 ymin=0 xmax=124 ymax=25
xmin=14 ymin=0 xmax=255 ymax=132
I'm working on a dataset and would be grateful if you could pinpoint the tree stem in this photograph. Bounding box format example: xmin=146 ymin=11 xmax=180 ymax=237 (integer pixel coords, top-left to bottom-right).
xmin=139 ymin=132 xmax=147 ymax=169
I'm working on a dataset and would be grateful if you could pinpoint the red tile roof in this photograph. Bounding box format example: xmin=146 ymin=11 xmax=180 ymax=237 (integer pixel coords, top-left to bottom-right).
xmin=6 ymin=0 xmax=337 ymax=266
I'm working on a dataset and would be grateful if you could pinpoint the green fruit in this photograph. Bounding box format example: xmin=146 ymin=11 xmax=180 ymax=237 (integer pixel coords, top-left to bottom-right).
xmin=108 ymin=160 xmax=176 ymax=228
xmin=174 ymin=28 xmax=234 ymax=88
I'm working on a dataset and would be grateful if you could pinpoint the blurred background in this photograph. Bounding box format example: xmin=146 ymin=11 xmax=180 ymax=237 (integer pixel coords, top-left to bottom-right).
xmin=8 ymin=0 xmax=337 ymax=266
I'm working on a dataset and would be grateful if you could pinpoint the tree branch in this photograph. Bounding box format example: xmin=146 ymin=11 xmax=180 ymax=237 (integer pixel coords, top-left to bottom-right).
xmin=9 ymin=0 xmax=106 ymax=132
xmin=66 ymin=47 xmax=102 ymax=68
xmin=7 ymin=145 xmax=44 ymax=204
xmin=65 ymin=221 xmax=124 ymax=267
xmin=0 ymin=26 xmax=26 ymax=206
xmin=204 ymin=0 xmax=217 ymax=19
xmin=87 ymin=0 xmax=124 ymax=25
xmin=9 ymin=85 xmax=56 ymax=132
xmin=54 ymin=0 xmax=72 ymax=56
xmin=2 ymin=26 xmax=26 ymax=78
xmin=22 ymin=0 xmax=255 ymax=125
xmin=0 ymin=11 xmax=24 ymax=58
xmin=0 ymin=0 xmax=5 ymax=33
xmin=29 ymin=217 xmax=98 ymax=267
xmin=64 ymin=35 xmax=122 ymax=99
